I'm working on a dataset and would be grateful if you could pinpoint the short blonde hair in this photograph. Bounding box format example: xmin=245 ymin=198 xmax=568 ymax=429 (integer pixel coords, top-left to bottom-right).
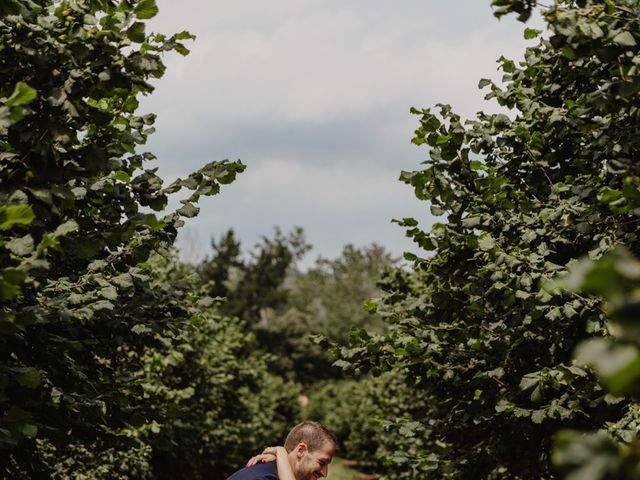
xmin=284 ymin=421 xmax=337 ymax=453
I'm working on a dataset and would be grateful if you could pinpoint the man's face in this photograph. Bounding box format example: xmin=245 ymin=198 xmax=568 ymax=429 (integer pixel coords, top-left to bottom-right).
xmin=293 ymin=440 xmax=335 ymax=480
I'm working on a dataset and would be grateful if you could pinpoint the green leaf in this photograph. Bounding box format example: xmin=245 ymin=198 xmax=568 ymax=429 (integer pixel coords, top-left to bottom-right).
xmin=134 ymin=0 xmax=159 ymax=19
xmin=127 ymin=22 xmax=146 ymax=43
xmin=5 ymin=82 xmax=37 ymax=107
xmin=462 ymin=215 xmax=481 ymax=228
xmin=0 ymin=268 xmax=26 ymax=300
xmin=2 ymin=268 xmax=27 ymax=285
xmin=174 ymin=43 xmax=190 ymax=56
xmin=111 ymin=273 xmax=134 ymax=289
xmin=17 ymin=423 xmax=38 ymax=438
xmin=598 ymin=187 xmax=622 ymax=203
xmin=99 ymin=286 xmax=118 ymax=300
xmin=177 ymin=202 xmax=199 ymax=218
xmin=495 ymin=400 xmax=514 ymax=413
xmin=530 ymin=410 xmax=546 ymax=424
xmin=575 ymin=339 xmax=640 ymax=396
xmin=478 ymin=233 xmax=496 ymax=251
xmin=563 ymin=304 xmax=577 ymax=318
xmin=5 ymin=235 xmax=34 ymax=256
xmin=403 ymin=252 xmax=417 ymax=261
xmin=519 ymin=373 xmax=539 ymax=391
xmin=430 ymin=205 xmax=445 ymax=216
xmin=36 ymin=235 xmax=58 ymax=254
xmin=524 ymin=28 xmax=541 ymax=39
xmin=131 ymin=324 xmax=152 ymax=334
xmin=499 ymin=56 xmax=516 ymax=73
xmin=113 ymin=170 xmax=131 ymax=183
xmin=0 ymin=205 xmax=35 ymax=230
xmin=174 ymin=30 xmax=193 ymax=40
xmin=469 ymin=160 xmax=485 ymax=171
xmin=3 ymin=406 xmax=30 ymax=422
xmin=91 ymin=300 xmax=114 ymax=311
xmin=27 ymin=188 xmax=52 ymax=205
xmin=612 ymin=31 xmax=637 ymax=47
xmin=13 ymin=367 xmax=41 ymax=389
xmin=362 ymin=299 xmax=378 ymax=314
xmin=560 ymin=47 xmax=576 ymax=60
xmin=0 ymin=282 xmax=21 ymax=301
xmin=53 ymin=220 xmax=79 ymax=237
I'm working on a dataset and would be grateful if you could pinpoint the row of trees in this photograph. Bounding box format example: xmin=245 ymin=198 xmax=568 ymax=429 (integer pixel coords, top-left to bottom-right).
xmin=320 ymin=0 xmax=640 ymax=479
xmin=0 ymin=1 xmax=306 ymax=478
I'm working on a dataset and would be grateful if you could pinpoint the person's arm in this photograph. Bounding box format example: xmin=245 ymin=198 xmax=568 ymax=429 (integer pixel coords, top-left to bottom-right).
xmin=245 ymin=452 xmax=276 ymax=467
xmin=262 ymin=446 xmax=295 ymax=480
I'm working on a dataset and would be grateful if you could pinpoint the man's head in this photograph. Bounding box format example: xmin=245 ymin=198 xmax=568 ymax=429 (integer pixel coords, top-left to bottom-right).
xmin=284 ymin=421 xmax=336 ymax=480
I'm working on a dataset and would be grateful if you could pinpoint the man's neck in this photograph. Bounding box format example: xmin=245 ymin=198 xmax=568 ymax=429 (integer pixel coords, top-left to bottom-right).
xmin=286 ymin=451 xmax=300 ymax=480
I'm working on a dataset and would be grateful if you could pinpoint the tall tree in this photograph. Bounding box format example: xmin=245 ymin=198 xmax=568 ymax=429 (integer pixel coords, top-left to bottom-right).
xmin=198 ymin=229 xmax=242 ymax=299
xmin=335 ymin=1 xmax=640 ymax=478
xmin=199 ymin=227 xmax=310 ymax=324
xmin=0 ymin=1 xmax=263 ymax=477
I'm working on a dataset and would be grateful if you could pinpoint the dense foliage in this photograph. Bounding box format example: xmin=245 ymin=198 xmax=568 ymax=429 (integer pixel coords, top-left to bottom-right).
xmin=0 ymin=1 xmax=299 ymax=477
xmin=330 ymin=0 xmax=640 ymax=478
xmin=306 ymin=371 xmax=432 ymax=475
xmin=199 ymin=227 xmax=310 ymax=325
xmin=266 ymin=243 xmax=395 ymax=385
xmin=132 ymin=257 xmax=302 ymax=479
xmin=552 ymin=249 xmax=640 ymax=479
xmin=200 ymin=231 xmax=395 ymax=385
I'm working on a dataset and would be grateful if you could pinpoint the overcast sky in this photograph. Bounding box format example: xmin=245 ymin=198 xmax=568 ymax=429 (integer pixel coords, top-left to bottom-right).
xmin=141 ymin=1 xmax=538 ymax=266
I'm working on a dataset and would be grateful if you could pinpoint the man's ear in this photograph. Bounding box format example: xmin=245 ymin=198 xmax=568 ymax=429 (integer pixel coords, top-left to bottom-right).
xmin=295 ymin=442 xmax=308 ymax=458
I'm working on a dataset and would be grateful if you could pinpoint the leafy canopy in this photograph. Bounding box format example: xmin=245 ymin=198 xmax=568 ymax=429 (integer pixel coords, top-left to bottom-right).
xmin=0 ymin=0 xmax=271 ymax=477
xmin=331 ymin=1 xmax=640 ymax=478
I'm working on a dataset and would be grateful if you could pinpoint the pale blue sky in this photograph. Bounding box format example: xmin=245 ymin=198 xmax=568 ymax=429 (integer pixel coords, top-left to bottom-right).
xmin=141 ymin=1 xmax=540 ymax=265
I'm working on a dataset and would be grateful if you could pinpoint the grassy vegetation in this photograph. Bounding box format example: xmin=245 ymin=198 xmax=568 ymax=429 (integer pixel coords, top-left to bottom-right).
xmin=327 ymin=458 xmax=371 ymax=480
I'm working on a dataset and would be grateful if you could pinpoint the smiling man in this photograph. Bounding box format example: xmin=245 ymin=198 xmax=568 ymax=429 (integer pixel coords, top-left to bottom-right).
xmin=226 ymin=421 xmax=337 ymax=480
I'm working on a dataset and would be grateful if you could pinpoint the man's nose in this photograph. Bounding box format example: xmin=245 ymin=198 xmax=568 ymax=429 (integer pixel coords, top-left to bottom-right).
xmin=320 ymin=465 xmax=328 ymax=477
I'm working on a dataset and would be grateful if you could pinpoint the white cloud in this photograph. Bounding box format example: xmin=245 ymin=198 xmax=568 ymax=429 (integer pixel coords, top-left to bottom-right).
xmin=138 ymin=0 xmax=544 ymax=263
xmin=145 ymin=0 xmax=533 ymax=125
xmin=227 ymin=158 xmax=413 ymax=214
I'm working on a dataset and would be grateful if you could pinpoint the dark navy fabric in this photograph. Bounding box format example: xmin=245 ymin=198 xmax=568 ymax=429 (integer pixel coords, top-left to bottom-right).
xmin=226 ymin=461 xmax=278 ymax=480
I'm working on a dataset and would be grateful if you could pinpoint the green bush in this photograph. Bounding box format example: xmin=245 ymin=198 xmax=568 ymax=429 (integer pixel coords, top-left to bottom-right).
xmin=141 ymin=294 xmax=302 ymax=478
xmin=307 ymin=372 xmax=433 ymax=478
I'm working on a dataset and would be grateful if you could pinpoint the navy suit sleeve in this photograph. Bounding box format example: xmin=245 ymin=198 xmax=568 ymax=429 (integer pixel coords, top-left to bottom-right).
xmin=226 ymin=461 xmax=279 ymax=480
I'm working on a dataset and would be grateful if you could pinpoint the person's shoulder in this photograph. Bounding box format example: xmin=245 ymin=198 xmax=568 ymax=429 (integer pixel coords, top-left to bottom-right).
xmin=226 ymin=461 xmax=278 ymax=480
